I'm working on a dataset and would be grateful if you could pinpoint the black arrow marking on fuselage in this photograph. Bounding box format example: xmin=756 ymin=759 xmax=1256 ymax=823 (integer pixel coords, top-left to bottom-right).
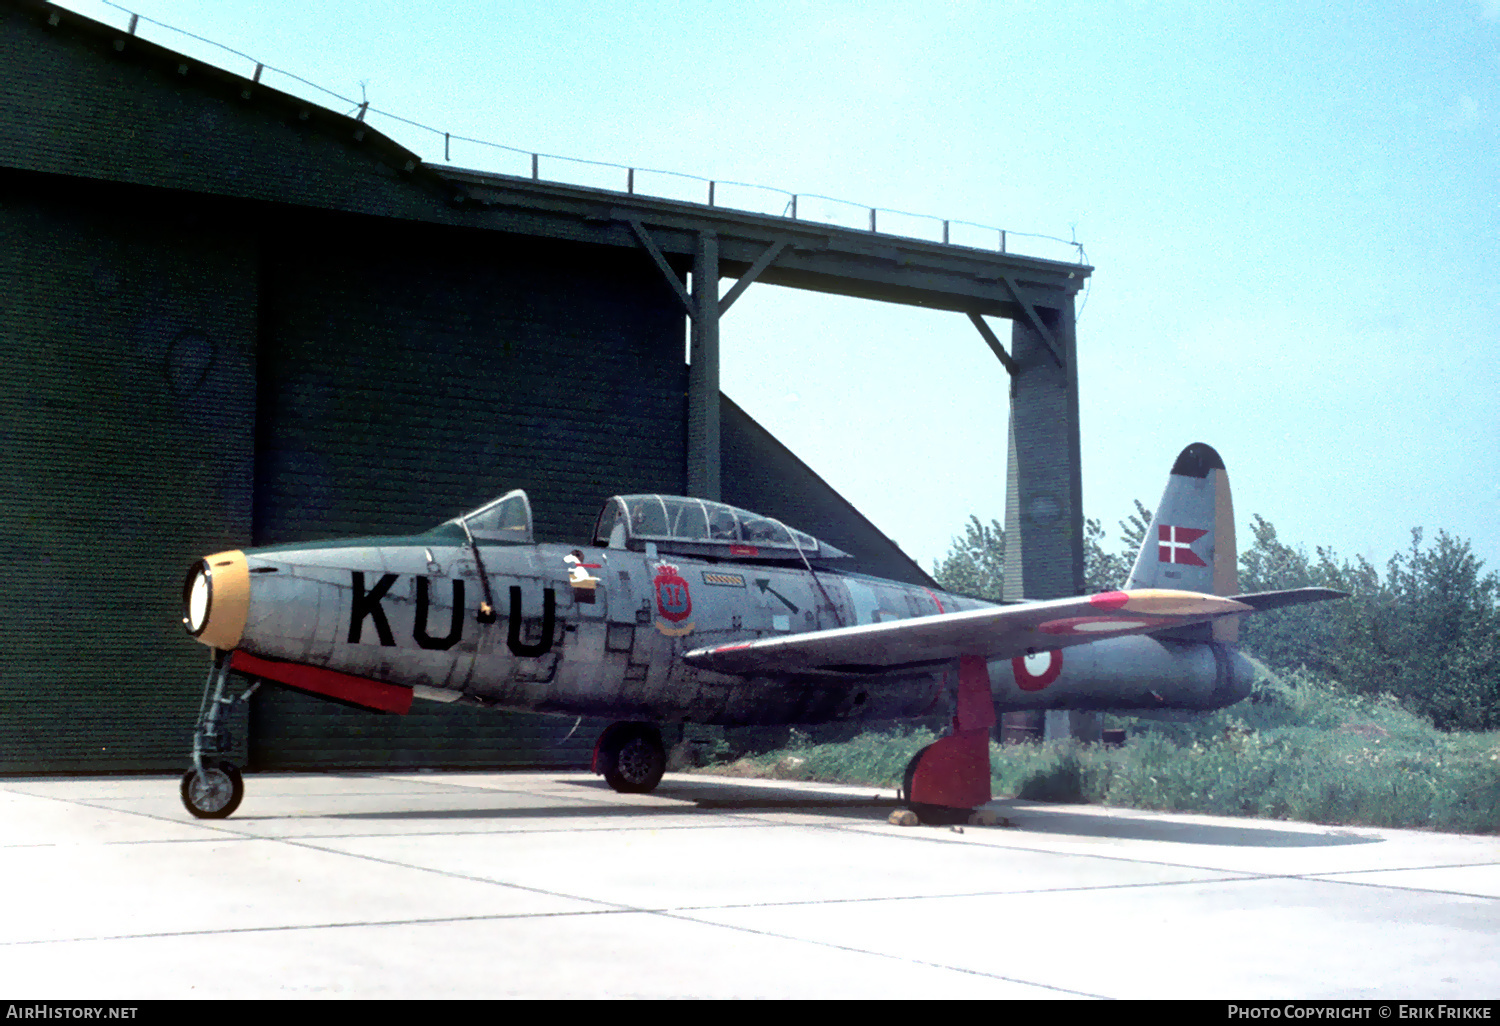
xmin=755 ymin=578 xmax=799 ymax=613
xmin=349 ymin=571 xmax=399 ymax=646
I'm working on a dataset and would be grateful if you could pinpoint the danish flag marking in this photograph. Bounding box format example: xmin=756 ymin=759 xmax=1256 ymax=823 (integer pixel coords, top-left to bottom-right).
xmin=1158 ymin=525 xmax=1208 ymax=566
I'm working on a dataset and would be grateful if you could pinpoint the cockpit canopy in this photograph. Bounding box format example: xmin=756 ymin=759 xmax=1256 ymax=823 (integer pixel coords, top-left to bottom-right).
xmin=593 ymin=495 xmax=851 ymax=563
xmin=443 ymin=489 xmax=851 ymax=563
xmin=446 ymin=489 xmax=533 ymax=543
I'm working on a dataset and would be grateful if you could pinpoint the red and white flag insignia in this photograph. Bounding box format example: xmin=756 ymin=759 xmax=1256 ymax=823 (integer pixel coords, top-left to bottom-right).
xmin=1158 ymin=525 xmax=1208 ymax=566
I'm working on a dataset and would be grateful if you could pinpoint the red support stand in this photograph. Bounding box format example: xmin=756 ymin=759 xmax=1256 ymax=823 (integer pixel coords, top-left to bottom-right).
xmin=904 ymin=655 xmax=996 ymax=818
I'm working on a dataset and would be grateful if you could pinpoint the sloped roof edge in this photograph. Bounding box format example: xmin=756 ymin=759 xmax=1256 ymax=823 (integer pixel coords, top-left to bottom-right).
xmin=721 ymin=393 xmax=939 ymax=589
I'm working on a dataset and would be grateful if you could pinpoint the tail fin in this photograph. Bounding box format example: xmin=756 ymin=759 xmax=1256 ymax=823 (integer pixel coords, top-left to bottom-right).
xmin=1125 ymin=443 xmax=1240 ymax=642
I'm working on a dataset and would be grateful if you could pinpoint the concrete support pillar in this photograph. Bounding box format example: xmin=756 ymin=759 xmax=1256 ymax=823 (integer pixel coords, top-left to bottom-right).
xmin=1043 ymin=710 xmax=1102 ymax=743
xmin=688 ymin=231 xmax=721 ymax=500
xmin=1003 ymin=298 xmax=1083 ymax=602
xmin=1002 ymin=298 xmax=1083 ymax=745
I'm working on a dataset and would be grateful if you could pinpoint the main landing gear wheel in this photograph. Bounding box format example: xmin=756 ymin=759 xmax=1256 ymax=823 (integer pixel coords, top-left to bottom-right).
xmin=595 ymin=723 xmax=666 ymax=794
xmin=181 ymin=760 xmax=244 ymax=819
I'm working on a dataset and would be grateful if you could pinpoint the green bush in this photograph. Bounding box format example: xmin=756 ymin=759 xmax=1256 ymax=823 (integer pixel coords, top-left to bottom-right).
xmin=697 ymin=666 xmax=1500 ymax=833
xmin=1076 ymin=665 xmax=1500 ymax=831
xmin=1238 ymin=520 xmax=1500 ymax=732
xmin=939 ymin=507 xmax=1500 ymax=732
xmin=700 ymin=726 xmax=938 ymax=787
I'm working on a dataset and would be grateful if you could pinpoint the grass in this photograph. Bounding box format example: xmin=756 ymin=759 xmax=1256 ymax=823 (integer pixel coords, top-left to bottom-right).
xmin=692 ymin=666 xmax=1500 ymax=834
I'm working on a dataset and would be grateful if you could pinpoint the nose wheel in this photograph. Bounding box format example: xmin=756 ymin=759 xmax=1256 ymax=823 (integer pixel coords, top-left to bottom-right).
xmin=181 ymin=650 xmax=259 ymax=819
xmin=181 ymin=760 xmax=244 ymax=819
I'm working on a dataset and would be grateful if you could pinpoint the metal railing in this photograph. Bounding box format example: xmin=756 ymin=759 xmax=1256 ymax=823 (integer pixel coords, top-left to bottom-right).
xmin=72 ymin=0 xmax=1088 ymax=264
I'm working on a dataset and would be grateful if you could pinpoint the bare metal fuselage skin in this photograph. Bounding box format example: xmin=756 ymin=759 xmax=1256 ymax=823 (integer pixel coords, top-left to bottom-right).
xmin=227 ymin=528 xmax=1255 ymax=726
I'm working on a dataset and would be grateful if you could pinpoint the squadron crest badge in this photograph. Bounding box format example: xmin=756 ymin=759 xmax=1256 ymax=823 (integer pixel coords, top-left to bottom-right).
xmin=652 ymin=561 xmax=695 ymax=636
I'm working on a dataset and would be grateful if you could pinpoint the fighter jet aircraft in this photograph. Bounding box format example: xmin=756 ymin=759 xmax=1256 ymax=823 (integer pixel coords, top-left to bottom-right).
xmin=178 ymin=443 xmax=1343 ymax=821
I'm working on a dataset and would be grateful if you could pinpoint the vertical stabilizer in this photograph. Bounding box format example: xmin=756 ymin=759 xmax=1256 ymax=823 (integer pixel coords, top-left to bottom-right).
xmin=1125 ymin=443 xmax=1239 ymax=642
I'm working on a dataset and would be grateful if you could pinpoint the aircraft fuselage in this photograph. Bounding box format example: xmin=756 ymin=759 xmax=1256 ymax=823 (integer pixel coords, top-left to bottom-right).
xmin=224 ymin=534 xmax=1253 ymax=726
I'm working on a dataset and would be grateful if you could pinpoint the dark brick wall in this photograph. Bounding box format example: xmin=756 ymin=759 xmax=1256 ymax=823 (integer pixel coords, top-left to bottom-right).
xmin=247 ymin=212 xmax=685 ymax=770
xmin=0 ymin=0 xmax=955 ymax=774
xmin=254 ymin=212 xmax=686 ymax=547
xmin=0 ymin=172 xmax=257 ymax=771
xmin=0 ymin=1 xmax=449 ymax=232
xmin=249 ymin=692 xmax=613 ymax=773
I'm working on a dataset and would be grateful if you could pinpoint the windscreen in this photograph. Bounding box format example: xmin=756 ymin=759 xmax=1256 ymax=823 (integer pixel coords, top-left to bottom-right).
xmin=450 ymin=489 xmax=532 ymax=543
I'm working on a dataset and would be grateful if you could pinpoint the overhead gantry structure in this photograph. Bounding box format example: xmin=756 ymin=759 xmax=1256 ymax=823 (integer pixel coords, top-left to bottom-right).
xmin=7 ymin=0 xmax=1091 ymax=603
xmin=0 ymin=0 xmax=1094 ymax=770
xmin=439 ymin=168 xmax=1093 ymax=601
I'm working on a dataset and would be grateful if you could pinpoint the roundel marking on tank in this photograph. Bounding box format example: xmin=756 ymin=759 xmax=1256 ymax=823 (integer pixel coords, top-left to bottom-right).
xmin=1012 ymin=650 xmax=1063 ymax=691
xmin=1038 ymin=616 xmax=1153 ymax=635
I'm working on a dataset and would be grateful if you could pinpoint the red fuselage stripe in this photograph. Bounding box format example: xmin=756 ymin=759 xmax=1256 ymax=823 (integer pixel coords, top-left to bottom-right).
xmin=229 ymin=651 xmax=414 ymax=714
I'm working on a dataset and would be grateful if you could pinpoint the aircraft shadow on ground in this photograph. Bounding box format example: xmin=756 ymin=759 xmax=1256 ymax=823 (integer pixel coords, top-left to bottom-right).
xmin=302 ymin=777 xmax=1381 ymax=847
xmin=308 ymin=777 xmax=901 ymax=823
xmin=995 ymin=803 xmax=1382 ymax=848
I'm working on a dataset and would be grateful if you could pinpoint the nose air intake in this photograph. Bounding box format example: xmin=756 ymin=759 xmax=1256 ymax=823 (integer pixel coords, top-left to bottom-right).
xmin=182 ymin=550 xmax=249 ymax=650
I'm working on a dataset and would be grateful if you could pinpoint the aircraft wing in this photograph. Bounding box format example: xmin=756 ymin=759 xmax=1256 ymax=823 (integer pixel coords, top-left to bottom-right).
xmin=1218 ymin=587 xmax=1349 ymax=612
xmin=683 ymin=588 xmax=1264 ymax=677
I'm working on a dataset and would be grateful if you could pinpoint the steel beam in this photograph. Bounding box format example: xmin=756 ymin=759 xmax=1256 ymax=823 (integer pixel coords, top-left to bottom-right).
xmin=1003 ymin=275 xmax=1064 ymax=369
xmin=688 ymin=231 xmax=721 ymax=500
xmin=718 ymin=239 xmax=786 ymax=317
xmin=440 ymin=169 xmax=1089 ymax=317
xmin=441 ymin=180 xmax=1088 ymax=588
xmin=966 ymin=312 xmax=1018 ymax=377
xmin=628 ymin=220 xmax=694 ymax=317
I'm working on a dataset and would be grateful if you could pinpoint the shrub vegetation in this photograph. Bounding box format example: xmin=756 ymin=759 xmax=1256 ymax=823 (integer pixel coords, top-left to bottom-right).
xmin=701 ymin=668 xmax=1500 ymax=833
xmin=696 ymin=511 xmax=1500 ymax=834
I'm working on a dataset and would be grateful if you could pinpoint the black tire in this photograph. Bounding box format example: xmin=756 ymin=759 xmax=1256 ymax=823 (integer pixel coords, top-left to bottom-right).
xmin=901 ymin=745 xmax=926 ymax=802
xmin=181 ymin=761 xmax=244 ymax=819
xmin=598 ymin=723 xmax=666 ymax=794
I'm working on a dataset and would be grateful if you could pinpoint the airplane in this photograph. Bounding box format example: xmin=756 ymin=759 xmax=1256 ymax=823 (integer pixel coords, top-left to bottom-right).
xmin=177 ymin=442 xmax=1344 ymax=822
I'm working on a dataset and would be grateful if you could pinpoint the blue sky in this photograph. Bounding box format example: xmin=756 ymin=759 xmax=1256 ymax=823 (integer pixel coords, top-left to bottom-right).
xmin=54 ymin=0 xmax=1500 ymax=583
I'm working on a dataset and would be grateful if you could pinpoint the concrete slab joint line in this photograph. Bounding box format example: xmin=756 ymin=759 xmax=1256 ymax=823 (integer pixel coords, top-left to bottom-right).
xmin=3 ymin=773 xmax=1499 ymax=998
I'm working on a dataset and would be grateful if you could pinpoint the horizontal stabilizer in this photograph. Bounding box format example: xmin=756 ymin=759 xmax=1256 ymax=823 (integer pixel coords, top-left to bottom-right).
xmin=1225 ymin=587 xmax=1350 ymax=611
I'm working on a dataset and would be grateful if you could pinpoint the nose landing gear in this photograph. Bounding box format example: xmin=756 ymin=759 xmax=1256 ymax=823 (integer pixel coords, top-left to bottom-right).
xmin=181 ymin=650 xmax=258 ymax=819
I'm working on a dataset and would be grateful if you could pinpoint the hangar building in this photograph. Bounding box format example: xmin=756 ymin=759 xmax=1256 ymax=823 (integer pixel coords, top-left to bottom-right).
xmin=0 ymin=0 xmax=1089 ymax=773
